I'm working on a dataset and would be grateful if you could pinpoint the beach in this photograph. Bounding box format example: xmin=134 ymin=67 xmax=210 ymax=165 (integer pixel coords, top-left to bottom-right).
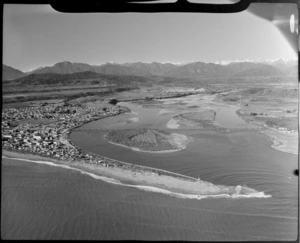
xmin=2 ymin=150 xmax=271 ymax=199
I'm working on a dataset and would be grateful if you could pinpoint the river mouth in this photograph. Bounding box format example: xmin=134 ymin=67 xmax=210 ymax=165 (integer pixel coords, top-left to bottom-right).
xmin=67 ymin=93 xmax=298 ymax=237
xmin=70 ymin=93 xmax=297 ymax=188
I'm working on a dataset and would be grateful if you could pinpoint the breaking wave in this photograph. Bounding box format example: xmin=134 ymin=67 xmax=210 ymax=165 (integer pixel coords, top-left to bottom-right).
xmin=3 ymin=156 xmax=271 ymax=200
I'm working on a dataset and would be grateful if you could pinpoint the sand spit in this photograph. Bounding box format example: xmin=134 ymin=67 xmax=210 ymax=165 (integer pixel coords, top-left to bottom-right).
xmin=2 ymin=150 xmax=271 ymax=199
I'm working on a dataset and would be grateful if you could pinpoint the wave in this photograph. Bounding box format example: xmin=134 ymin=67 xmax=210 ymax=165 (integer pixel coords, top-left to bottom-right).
xmin=3 ymin=156 xmax=271 ymax=200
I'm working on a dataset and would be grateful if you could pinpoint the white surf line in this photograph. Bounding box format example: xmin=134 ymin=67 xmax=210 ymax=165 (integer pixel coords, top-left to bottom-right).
xmin=2 ymin=155 xmax=137 ymax=187
xmin=3 ymin=155 xmax=271 ymax=200
xmin=3 ymin=153 xmax=197 ymax=183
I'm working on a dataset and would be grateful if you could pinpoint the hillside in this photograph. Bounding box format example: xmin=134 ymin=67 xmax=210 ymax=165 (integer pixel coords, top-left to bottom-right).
xmin=284 ymin=65 xmax=298 ymax=77
xmin=124 ymin=62 xmax=178 ymax=76
xmin=225 ymin=62 xmax=282 ymax=76
xmin=4 ymin=71 xmax=152 ymax=88
xmin=92 ymin=62 xmax=153 ymax=76
xmin=30 ymin=61 xmax=93 ymax=74
xmin=249 ymin=88 xmax=298 ymax=99
xmin=30 ymin=61 xmax=154 ymax=77
xmin=233 ymin=66 xmax=282 ymax=77
xmin=2 ymin=64 xmax=25 ymax=80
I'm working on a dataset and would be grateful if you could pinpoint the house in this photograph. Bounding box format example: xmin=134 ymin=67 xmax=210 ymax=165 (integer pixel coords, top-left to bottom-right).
xmin=2 ymin=134 xmax=12 ymax=141
xmin=33 ymin=134 xmax=42 ymax=140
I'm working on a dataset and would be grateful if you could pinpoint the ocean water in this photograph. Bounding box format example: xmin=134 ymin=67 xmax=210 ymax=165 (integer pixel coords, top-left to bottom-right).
xmin=2 ymin=95 xmax=298 ymax=240
xmin=1 ymin=159 xmax=297 ymax=240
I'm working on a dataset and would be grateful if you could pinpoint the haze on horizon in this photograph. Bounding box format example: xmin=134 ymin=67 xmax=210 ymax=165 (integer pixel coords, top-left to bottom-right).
xmin=3 ymin=4 xmax=297 ymax=72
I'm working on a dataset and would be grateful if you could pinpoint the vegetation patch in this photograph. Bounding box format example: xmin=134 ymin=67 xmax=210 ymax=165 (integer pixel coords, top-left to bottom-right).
xmin=106 ymin=128 xmax=184 ymax=152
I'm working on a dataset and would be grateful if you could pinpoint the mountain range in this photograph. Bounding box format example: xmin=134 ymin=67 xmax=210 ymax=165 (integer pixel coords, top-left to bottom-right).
xmin=2 ymin=59 xmax=297 ymax=82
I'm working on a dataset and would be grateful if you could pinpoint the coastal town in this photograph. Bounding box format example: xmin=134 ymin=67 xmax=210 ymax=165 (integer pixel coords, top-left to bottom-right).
xmin=2 ymin=102 xmax=131 ymax=167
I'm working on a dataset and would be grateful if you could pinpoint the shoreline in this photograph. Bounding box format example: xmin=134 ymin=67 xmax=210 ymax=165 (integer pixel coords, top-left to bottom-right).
xmin=2 ymin=149 xmax=271 ymax=199
xmin=1 ymin=96 xmax=288 ymax=199
xmin=107 ymin=140 xmax=183 ymax=153
xmin=259 ymin=130 xmax=298 ymax=155
xmin=236 ymin=109 xmax=298 ymax=155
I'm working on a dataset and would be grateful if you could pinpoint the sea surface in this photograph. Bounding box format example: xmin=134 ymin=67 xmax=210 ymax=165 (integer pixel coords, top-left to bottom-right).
xmin=2 ymin=94 xmax=298 ymax=240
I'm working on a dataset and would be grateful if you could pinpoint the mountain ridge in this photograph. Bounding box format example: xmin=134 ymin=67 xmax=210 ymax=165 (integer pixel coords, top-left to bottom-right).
xmin=4 ymin=70 xmax=154 ymax=87
xmin=2 ymin=64 xmax=25 ymax=80
xmin=3 ymin=59 xmax=297 ymax=83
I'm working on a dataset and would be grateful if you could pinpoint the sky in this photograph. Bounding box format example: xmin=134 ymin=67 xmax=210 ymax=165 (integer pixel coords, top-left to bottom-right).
xmin=3 ymin=3 xmax=297 ymax=72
